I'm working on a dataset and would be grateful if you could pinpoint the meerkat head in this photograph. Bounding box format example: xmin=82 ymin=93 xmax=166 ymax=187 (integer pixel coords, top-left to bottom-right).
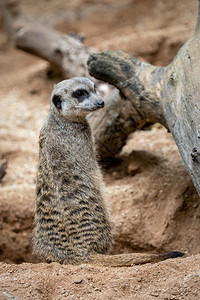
xmin=50 ymin=77 xmax=104 ymax=121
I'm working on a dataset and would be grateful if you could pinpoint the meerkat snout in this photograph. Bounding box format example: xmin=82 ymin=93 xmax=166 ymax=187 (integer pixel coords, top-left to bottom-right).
xmin=96 ymin=99 xmax=104 ymax=108
xmin=76 ymin=90 xmax=104 ymax=112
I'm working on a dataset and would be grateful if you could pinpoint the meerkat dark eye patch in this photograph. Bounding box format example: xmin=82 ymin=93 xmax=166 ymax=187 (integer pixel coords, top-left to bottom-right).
xmin=72 ymin=89 xmax=89 ymax=101
xmin=52 ymin=94 xmax=62 ymax=109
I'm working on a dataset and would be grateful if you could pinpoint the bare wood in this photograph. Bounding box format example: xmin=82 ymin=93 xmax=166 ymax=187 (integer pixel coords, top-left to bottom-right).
xmin=88 ymin=1 xmax=200 ymax=196
xmin=0 ymin=0 xmax=93 ymax=77
xmin=16 ymin=25 xmax=94 ymax=78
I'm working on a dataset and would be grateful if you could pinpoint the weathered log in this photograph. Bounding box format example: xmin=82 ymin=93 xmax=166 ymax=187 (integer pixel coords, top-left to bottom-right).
xmin=16 ymin=25 xmax=94 ymax=78
xmin=88 ymin=1 xmax=200 ymax=196
xmin=0 ymin=0 xmax=93 ymax=77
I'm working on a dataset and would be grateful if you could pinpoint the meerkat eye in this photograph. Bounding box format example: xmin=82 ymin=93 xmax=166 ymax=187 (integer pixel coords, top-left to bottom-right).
xmin=52 ymin=94 xmax=62 ymax=109
xmin=72 ymin=89 xmax=89 ymax=101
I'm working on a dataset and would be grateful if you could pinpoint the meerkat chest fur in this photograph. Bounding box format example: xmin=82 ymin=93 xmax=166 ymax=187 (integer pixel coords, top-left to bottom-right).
xmin=34 ymin=77 xmax=112 ymax=264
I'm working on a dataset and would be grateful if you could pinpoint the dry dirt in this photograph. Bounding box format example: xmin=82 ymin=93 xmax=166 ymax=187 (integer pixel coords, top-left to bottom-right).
xmin=0 ymin=0 xmax=200 ymax=299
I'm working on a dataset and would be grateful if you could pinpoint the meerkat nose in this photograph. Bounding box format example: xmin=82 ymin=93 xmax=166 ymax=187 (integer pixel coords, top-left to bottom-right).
xmin=97 ymin=100 xmax=104 ymax=108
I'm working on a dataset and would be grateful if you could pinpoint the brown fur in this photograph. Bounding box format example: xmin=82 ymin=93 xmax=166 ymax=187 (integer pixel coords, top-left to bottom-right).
xmin=33 ymin=77 xmax=184 ymax=266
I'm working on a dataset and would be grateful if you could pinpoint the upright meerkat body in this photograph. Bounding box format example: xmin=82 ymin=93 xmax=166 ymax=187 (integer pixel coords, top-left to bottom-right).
xmin=33 ymin=77 xmax=184 ymax=266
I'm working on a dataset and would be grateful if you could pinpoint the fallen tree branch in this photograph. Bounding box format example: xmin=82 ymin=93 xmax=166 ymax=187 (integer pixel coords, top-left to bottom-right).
xmin=0 ymin=0 xmax=93 ymax=78
xmin=88 ymin=1 xmax=200 ymax=196
xmin=16 ymin=25 xmax=94 ymax=78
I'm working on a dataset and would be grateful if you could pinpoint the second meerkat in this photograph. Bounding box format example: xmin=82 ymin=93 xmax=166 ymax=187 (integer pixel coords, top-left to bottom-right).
xmin=33 ymin=77 xmax=184 ymax=266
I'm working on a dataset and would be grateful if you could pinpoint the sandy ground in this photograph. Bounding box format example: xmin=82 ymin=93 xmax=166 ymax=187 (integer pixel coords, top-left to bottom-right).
xmin=0 ymin=0 xmax=200 ymax=299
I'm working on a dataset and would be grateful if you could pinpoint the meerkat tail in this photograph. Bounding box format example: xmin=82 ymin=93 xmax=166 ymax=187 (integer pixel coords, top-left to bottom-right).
xmin=88 ymin=251 xmax=185 ymax=267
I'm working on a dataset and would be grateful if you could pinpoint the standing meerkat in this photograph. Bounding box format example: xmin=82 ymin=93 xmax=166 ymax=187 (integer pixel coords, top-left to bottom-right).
xmin=33 ymin=77 xmax=184 ymax=266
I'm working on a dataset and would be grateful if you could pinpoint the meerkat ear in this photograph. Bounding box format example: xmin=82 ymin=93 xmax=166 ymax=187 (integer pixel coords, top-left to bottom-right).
xmin=52 ymin=94 xmax=62 ymax=109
